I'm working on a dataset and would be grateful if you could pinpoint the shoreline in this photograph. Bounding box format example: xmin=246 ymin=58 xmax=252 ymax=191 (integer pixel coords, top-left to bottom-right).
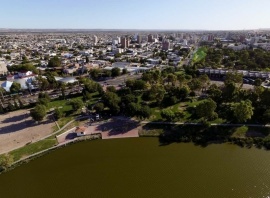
xmin=1 ymin=122 xmax=270 ymax=174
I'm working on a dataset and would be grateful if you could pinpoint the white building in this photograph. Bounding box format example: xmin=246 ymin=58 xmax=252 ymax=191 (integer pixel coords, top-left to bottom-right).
xmin=18 ymin=71 xmax=33 ymax=78
xmin=93 ymin=35 xmax=98 ymax=45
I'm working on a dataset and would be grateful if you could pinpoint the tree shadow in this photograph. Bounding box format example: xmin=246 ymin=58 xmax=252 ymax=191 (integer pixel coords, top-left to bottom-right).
xmin=148 ymin=124 xmax=232 ymax=148
xmin=1 ymin=113 xmax=30 ymax=123
xmin=96 ymin=117 xmax=140 ymax=136
xmin=0 ymin=119 xmax=53 ymax=135
xmin=65 ymin=133 xmax=77 ymax=140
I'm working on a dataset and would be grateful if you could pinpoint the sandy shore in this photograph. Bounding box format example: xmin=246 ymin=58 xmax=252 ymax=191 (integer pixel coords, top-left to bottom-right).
xmin=0 ymin=110 xmax=56 ymax=154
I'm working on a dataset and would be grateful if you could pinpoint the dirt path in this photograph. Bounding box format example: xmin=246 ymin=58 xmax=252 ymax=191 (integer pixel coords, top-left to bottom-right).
xmin=0 ymin=110 xmax=56 ymax=154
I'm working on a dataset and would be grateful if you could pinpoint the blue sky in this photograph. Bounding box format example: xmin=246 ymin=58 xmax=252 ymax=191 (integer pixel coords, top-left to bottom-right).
xmin=0 ymin=0 xmax=270 ymax=30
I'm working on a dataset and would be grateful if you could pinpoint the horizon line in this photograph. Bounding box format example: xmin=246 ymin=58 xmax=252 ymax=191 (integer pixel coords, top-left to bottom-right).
xmin=0 ymin=28 xmax=269 ymax=32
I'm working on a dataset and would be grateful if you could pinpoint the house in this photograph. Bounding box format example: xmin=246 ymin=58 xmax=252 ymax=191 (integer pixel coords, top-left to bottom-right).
xmin=75 ymin=126 xmax=87 ymax=137
xmin=147 ymin=58 xmax=160 ymax=65
xmin=6 ymin=75 xmax=15 ymax=81
xmin=1 ymin=81 xmax=13 ymax=92
xmin=18 ymin=71 xmax=33 ymax=78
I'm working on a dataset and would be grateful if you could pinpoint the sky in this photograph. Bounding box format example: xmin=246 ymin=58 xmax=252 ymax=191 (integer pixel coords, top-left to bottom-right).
xmin=0 ymin=0 xmax=270 ymax=30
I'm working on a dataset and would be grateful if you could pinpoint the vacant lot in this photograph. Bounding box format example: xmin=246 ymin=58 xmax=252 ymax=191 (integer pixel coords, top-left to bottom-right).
xmin=0 ymin=110 xmax=56 ymax=154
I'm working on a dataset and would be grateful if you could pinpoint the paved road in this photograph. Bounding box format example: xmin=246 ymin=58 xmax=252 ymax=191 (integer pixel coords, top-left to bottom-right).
xmin=210 ymin=80 xmax=254 ymax=90
xmin=97 ymin=73 xmax=142 ymax=87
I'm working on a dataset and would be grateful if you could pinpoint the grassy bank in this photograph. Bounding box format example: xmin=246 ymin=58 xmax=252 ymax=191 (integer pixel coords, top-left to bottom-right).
xmin=0 ymin=134 xmax=101 ymax=174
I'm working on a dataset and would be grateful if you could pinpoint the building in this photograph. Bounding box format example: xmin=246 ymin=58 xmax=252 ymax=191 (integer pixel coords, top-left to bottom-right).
xmin=239 ymin=35 xmax=246 ymax=42
xmin=148 ymin=34 xmax=153 ymax=43
xmin=137 ymin=35 xmax=142 ymax=44
xmin=182 ymin=39 xmax=188 ymax=46
xmin=58 ymin=77 xmax=78 ymax=84
xmin=208 ymin=34 xmax=214 ymax=42
xmin=162 ymin=39 xmax=172 ymax=51
xmin=112 ymin=62 xmax=130 ymax=69
xmin=93 ymin=35 xmax=98 ymax=45
xmin=18 ymin=71 xmax=33 ymax=78
xmin=121 ymin=37 xmax=130 ymax=48
xmin=1 ymin=81 xmax=13 ymax=92
xmin=75 ymin=126 xmax=87 ymax=137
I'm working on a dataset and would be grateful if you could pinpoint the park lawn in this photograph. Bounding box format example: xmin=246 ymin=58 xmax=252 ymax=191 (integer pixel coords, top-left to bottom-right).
xmin=192 ymin=47 xmax=207 ymax=63
xmin=174 ymin=70 xmax=185 ymax=75
xmin=9 ymin=138 xmax=57 ymax=162
xmin=47 ymin=98 xmax=74 ymax=112
xmin=52 ymin=116 xmax=75 ymax=132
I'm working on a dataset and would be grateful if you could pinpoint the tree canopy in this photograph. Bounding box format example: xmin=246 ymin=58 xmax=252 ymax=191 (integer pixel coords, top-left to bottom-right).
xmin=30 ymin=105 xmax=47 ymax=122
xmin=48 ymin=56 xmax=61 ymax=67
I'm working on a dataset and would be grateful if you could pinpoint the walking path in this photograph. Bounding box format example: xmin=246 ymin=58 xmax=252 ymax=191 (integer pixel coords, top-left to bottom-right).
xmin=141 ymin=121 xmax=270 ymax=128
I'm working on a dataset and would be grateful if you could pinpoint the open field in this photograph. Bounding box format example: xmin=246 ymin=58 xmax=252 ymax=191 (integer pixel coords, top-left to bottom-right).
xmin=0 ymin=110 xmax=56 ymax=155
xmin=192 ymin=47 xmax=207 ymax=63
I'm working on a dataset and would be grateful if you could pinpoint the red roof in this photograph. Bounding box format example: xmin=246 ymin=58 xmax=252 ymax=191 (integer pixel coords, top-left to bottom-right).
xmin=75 ymin=126 xmax=87 ymax=133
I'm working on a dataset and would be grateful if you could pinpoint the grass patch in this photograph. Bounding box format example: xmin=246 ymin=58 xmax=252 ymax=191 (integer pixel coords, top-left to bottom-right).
xmin=231 ymin=126 xmax=248 ymax=138
xmin=9 ymin=139 xmax=57 ymax=162
xmin=192 ymin=47 xmax=207 ymax=63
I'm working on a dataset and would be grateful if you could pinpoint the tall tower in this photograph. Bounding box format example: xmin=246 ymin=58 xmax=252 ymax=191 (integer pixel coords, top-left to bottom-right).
xmin=137 ymin=35 xmax=142 ymax=44
xmin=93 ymin=35 xmax=98 ymax=45
xmin=121 ymin=37 xmax=130 ymax=48
xmin=148 ymin=34 xmax=153 ymax=43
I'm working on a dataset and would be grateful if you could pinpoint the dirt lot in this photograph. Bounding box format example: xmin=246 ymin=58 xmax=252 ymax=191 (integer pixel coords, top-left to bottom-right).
xmin=56 ymin=117 xmax=140 ymax=144
xmin=0 ymin=110 xmax=56 ymax=154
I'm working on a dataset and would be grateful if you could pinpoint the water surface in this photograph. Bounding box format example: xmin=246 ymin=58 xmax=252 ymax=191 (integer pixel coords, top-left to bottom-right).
xmin=0 ymin=138 xmax=270 ymax=198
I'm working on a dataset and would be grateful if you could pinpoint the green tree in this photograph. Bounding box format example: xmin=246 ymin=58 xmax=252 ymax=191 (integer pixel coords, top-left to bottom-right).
xmin=14 ymin=100 xmax=19 ymax=109
xmin=102 ymin=92 xmax=121 ymax=114
xmin=207 ymin=84 xmax=222 ymax=103
xmin=37 ymin=98 xmax=49 ymax=107
xmin=188 ymin=78 xmax=202 ymax=92
xmin=48 ymin=56 xmax=61 ymax=67
xmin=10 ymin=82 xmax=21 ymax=93
xmin=254 ymin=78 xmax=262 ymax=87
xmin=54 ymin=108 xmax=63 ymax=120
xmin=0 ymin=105 xmax=5 ymax=113
xmin=38 ymin=92 xmax=50 ymax=101
xmin=224 ymin=72 xmax=243 ymax=88
xmin=7 ymin=102 xmax=15 ymax=111
xmin=161 ymin=109 xmax=175 ymax=121
xmin=198 ymin=74 xmax=210 ymax=90
xmin=196 ymin=99 xmax=217 ymax=120
xmin=94 ymin=102 xmax=104 ymax=113
xmin=40 ymin=78 xmax=50 ymax=91
xmin=68 ymin=99 xmax=84 ymax=112
xmin=122 ymin=68 xmax=128 ymax=75
xmin=106 ymin=86 xmax=116 ymax=93
xmin=138 ymin=105 xmax=151 ymax=119
xmin=0 ymin=154 xmax=13 ymax=171
xmin=232 ymin=100 xmax=254 ymax=123
xmin=121 ymin=94 xmax=136 ymax=105
xmin=83 ymin=91 xmax=92 ymax=101
xmin=222 ymin=82 xmax=238 ymax=102
xmin=30 ymin=105 xmax=47 ymax=122
xmin=89 ymin=68 xmax=101 ymax=79
xmin=111 ymin=67 xmax=121 ymax=77
xmin=167 ymin=74 xmax=177 ymax=85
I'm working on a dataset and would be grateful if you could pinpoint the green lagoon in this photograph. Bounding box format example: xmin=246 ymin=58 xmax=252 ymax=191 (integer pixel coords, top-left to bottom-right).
xmin=1 ymin=138 xmax=270 ymax=198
